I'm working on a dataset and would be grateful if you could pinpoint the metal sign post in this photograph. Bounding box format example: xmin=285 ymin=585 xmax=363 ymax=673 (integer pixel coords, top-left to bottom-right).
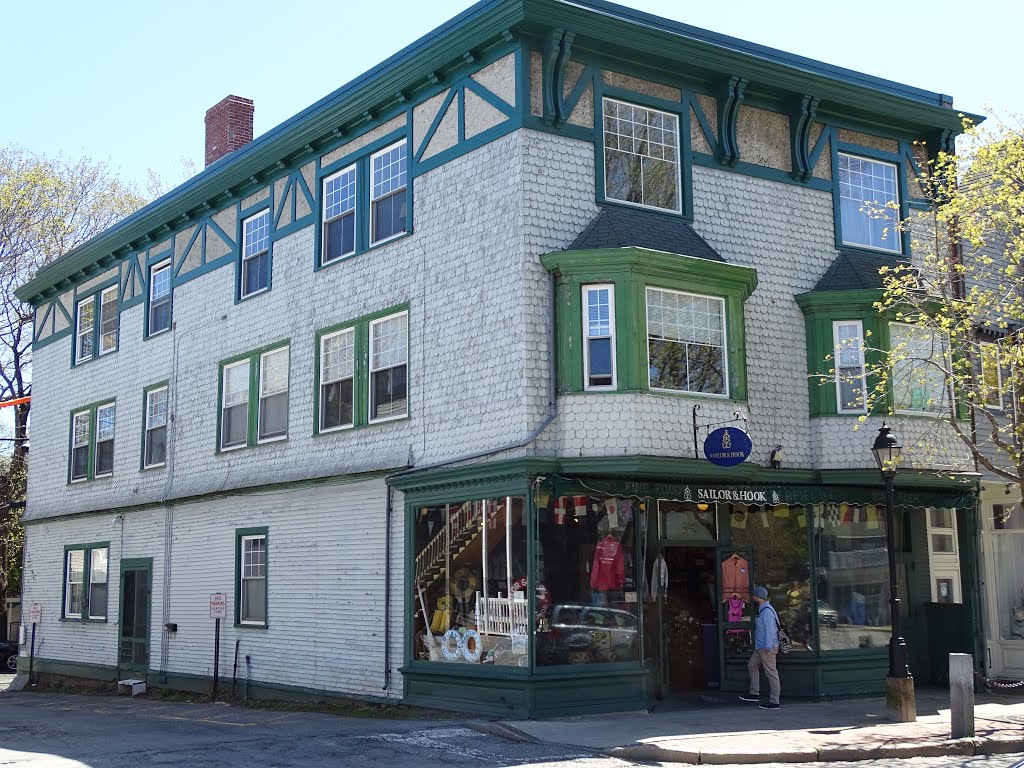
xmin=28 ymin=603 xmax=41 ymax=683
xmin=210 ymin=594 xmax=227 ymax=699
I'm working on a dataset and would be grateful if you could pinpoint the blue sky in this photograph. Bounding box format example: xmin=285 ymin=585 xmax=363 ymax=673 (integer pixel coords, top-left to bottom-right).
xmin=4 ymin=0 xmax=1017 ymax=192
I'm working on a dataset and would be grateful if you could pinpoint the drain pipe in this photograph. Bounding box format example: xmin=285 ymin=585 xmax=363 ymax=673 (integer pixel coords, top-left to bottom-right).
xmin=383 ymin=484 xmax=393 ymax=691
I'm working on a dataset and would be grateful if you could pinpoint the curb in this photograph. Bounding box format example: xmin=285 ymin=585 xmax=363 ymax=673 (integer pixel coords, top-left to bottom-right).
xmin=465 ymin=720 xmax=542 ymax=744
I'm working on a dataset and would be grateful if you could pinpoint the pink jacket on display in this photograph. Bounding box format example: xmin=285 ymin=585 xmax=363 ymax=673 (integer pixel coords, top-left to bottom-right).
xmin=590 ymin=535 xmax=625 ymax=591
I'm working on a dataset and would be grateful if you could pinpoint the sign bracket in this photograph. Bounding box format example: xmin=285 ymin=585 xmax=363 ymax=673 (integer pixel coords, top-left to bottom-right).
xmin=692 ymin=404 xmax=748 ymax=458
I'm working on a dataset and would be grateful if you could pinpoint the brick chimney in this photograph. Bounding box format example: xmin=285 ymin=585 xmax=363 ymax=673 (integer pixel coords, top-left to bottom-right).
xmin=204 ymin=95 xmax=254 ymax=166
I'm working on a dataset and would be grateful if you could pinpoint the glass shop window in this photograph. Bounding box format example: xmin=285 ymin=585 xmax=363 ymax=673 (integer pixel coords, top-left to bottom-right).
xmin=809 ymin=503 xmax=892 ymax=651
xmin=412 ymin=496 xmax=527 ymax=666
xmin=535 ymin=494 xmax=641 ymax=666
xmin=990 ymin=503 xmax=1024 ymax=641
xmin=728 ymin=504 xmax=811 ymax=655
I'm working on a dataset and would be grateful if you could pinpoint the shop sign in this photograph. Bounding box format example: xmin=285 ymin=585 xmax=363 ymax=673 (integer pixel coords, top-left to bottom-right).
xmin=684 ymin=485 xmax=779 ymax=504
xmin=703 ymin=427 xmax=752 ymax=467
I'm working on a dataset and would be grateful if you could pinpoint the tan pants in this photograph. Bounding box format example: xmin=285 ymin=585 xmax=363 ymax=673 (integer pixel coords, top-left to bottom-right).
xmin=748 ymin=648 xmax=780 ymax=704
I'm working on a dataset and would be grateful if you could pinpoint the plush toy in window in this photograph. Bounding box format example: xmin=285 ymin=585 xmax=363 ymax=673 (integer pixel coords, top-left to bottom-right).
xmin=430 ymin=595 xmax=453 ymax=634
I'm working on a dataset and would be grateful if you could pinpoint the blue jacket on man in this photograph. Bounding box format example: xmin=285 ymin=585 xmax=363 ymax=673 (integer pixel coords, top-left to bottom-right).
xmin=754 ymin=599 xmax=779 ymax=650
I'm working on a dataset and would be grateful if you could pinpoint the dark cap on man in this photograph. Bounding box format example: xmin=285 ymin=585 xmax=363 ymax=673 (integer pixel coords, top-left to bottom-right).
xmin=752 ymin=585 xmax=769 ymax=600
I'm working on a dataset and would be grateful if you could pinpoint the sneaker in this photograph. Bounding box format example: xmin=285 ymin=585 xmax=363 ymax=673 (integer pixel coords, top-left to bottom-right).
xmin=738 ymin=694 xmax=760 ymax=703
xmin=759 ymin=702 xmax=780 ymax=710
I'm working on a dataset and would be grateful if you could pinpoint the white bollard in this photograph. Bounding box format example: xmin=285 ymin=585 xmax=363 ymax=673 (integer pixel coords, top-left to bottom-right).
xmin=949 ymin=653 xmax=975 ymax=739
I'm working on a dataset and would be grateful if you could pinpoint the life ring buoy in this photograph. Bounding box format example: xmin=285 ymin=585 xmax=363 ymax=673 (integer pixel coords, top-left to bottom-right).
xmin=462 ymin=629 xmax=482 ymax=662
xmin=441 ymin=629 xmax=463 ymax=660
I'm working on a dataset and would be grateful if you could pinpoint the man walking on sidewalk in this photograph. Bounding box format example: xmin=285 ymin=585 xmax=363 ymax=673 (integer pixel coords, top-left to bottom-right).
xmin=739 ymin=585 xmax=781 ymax=709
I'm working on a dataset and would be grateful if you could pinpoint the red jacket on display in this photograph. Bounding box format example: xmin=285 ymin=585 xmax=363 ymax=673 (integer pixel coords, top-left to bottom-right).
xmin=590 ymin=535 xmax=625 ymax=591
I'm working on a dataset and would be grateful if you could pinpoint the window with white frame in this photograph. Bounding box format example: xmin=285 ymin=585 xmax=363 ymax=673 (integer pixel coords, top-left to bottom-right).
xmin=603 ymin=98 xmax=680 ymax=213
xmin=241 ymin=210 xmax=271 ymax=297
xmin=370 ymin=141 xmax=408 ymax=245
xmin=94 ymin=403 xmax=115 ymax=477
xmin=64 ymin=545 xmax=108 ymax=620
xmin=71 ymin=410 xmax=91 ymax=482
xmin=239 ymin=533 xmax=267 ymax=625
xmin=838 ymin=153 xmax=901 ymax=252
xmin=144 ymin=386 xmax=168 ymax=468
xmin=322 ymin=165 xmax=357 ymax=264
xmin=833 ymin=321 xmax=867 ymax=413
xmin=75 ymin=296 xmax=95 ymax=363
xmin=981 ymin=342 xmax=1003 ymax=409
xmin=583 ymin=285 xmax=616 ymax=390
xmin=646 ymin=287 xmax=727 ymax=396
xmin=148 ymin=261 xmax=172 ymax=336
xmin=369 ymin=311 xmax=408 ymax=421
xmin=319 ymin=327 xmax=355 ymax=431
xmin=99 ymin=286 xmax=118 ymax=354
xmin=221 ymin=360 xmax=250 ymax=450
xmin=890 ymin=322 xmax=950 ymax=414
xmin=258 ymin=347 xmax=289 ymax=441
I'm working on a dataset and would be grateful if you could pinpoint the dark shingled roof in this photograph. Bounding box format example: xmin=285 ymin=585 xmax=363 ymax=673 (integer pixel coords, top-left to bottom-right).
xmin=567 ymin=207 xmax=724 ymax=262
xmin=812 ymin=251 xmax=912 ymax=291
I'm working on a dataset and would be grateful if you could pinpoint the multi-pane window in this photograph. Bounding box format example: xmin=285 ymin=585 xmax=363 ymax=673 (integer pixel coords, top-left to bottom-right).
xmin=144 ymin=386 xmax=168 ymax=468
xmin=646 ymin=287 xmax=727 ymax=396
xmin=94 ymin=403 xmax=116 ymax=476
xmin=370 ymin=141 xmax=408 ymax=245
xmin=981 ymin=343 xmax=1003 ymax=409
xmin=833 ymin=321 xmax=867 ymax=413
xmin=838 ymin=153 xmax=901 ymax=252
xmin=221 ymin=360 xmax=250 ymax=450
xmin=241 ymin=210 xmax=271 ymax=297
xmin=149 ymin=261 xmax=172 ymax=336
xmin=369 ymin=312 xmax=409 ymax=421
xmin=583 ymin=285 xmax=616 ymax=390
xmin=323 ymin=165 xmax=357 ymax=264
xmin=258 ymin=347 xmax=289 ymax=442
xmin=319 ymin=328 xmax=355 ymax=431
xmin=64 ymin=545 xmax=108 ymax=620
xmin=71 ymin=411 xmax=91 ymax=482
xmin=239 ymin=533 xmax=267 ymax=626
xmin=99 ymin=286 xmax=118 ymax=354
xmin=76 ymin=296 xmax=95 ymax=363
xmin=890 ymin=322 xmax=951 ymax=414
xmin=603 ymin=98 xmax=680 ymax=213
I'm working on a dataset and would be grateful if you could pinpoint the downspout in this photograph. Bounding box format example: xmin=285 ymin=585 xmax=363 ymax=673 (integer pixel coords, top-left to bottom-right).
xmin=383 ymin=484 xmax=392 ymax=691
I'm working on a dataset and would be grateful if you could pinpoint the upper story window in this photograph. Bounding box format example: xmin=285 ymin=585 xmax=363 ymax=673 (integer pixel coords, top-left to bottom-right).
xmin=70 ymin=401 xmax=116 ymax=482
xmin=583 ymin=285 xmax=616 ymax=390
xmin=219 ymin=342 xmax=290 ymax=451
xmin=981 ymin=342 xmax=1003 ymax=410
xmin=75 ymin=285 xmax=119 ymax=364
xmin=647 ymin=287 xmax=727 ymax=397
xmin=319 ymin=327 xmax=355 ymax=432
xmin=838 ymin=153 xmax=901 ymax=253
xmin=64 ymin=544 xmax=108 ymax=621
xmin=241 ymin=210 xmax=271 ymax=298
xmin=833 ymin=321 xmax=867 ymax=413
xmin=370 ymin=141 xmax=408 ymax=245
xmin=890 ymin=322 xmax=951 ymax=414
xmin=602 ymin=98 xmax=680 ymax=214
xmin=322 ymin=165 xmax=357 ymax=264
xmin=369 ymin=311 xmax=409 ymax=422
xmin=148 ymin=260 xmax=172 ymax=336
xmin=144 ymin=384 xmax=168 ymax=469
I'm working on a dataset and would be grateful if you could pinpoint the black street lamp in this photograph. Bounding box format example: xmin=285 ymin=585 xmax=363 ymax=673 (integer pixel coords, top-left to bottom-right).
xmin=871 ymin=423 xmax=912 ymax=682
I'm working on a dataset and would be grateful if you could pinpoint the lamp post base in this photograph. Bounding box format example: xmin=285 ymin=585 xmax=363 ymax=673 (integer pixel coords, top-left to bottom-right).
xmin=886 ymin=675 xmax=916 ymax=722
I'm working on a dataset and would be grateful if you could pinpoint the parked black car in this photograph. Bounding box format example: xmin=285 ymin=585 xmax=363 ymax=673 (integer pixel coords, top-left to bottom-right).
xmin=0 ymin=640 xmax=17 ymax=673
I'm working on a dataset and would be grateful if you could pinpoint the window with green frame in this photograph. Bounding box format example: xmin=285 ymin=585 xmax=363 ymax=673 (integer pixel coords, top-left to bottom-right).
xmin=63 ymin=542 xmax=109 ymax=621
xmin=541 ymin=248 xmax=756 ymax=399
xmin=74 ymin=283 xmax=119 ymax=365
xmin=69 ymin=400 xmax=116 ymax=482
xmin=235 ymin=528 xmax=268 ymax=627
xmin=217 ymin=341 xmax=290 ymax=452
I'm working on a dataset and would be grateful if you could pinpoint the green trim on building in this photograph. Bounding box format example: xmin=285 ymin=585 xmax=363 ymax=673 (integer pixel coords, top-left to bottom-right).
xmin=541 ymin=247 xmax=757 ymax=399
xmin=140 ymin=380 xmax=169 ymax=472
xmin=215 ymin=339 xmax=290 ymax=453
xmin=61 ymin=541 xmax=111 ymax=622
xmin=67 ymin=398 xmax=118 ymax=484
xmin=235 ymin=527 xmax=269 ymax=628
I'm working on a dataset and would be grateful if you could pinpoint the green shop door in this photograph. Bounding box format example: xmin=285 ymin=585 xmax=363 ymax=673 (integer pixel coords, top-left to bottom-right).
xmin=119 ymin=559 xmax=152 ymax=674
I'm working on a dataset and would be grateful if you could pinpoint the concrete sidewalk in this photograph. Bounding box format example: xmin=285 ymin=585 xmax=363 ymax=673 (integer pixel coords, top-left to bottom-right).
xmin=494 ymin=688 xmax=1024 ymax=764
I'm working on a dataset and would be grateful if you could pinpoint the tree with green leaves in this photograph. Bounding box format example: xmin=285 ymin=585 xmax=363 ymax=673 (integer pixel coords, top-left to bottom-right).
xmin=847 ymin=117 xmax=1024 ymax=497
xmin=0 ymin=145 xmax=146 ymax=613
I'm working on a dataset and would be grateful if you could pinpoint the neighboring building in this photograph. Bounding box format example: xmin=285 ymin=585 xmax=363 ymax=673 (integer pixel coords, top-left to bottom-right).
xmin=15 ymin=0 xmax=983 ymax=716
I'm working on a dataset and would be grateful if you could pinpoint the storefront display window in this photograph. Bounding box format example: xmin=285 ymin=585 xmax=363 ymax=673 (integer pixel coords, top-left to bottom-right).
xmin=729 ymin=504 xmax=811 ymax=653
xmin=659 ymin=500 xmax=717 ymax=542
xmin=811 ymin=503 xmax=891 ymax=650
xmin=536 ymin=494 xmax=641 ymax=666
xmin=990 ymin=503 xmax=1024 ymax=641
xmin=412 ymin=496 xmax=528 ymax=666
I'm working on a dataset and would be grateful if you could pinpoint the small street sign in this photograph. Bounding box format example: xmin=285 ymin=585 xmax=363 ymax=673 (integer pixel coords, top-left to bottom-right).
xmin=29 ymin=603 xmax=42 ymax=623
xmin=209 ymin=593 xmax=227 ymax=620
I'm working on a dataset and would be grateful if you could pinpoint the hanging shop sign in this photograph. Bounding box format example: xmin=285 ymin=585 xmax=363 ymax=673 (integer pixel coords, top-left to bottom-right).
xmin=703 ymin=427 xmax=752 ymax=467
